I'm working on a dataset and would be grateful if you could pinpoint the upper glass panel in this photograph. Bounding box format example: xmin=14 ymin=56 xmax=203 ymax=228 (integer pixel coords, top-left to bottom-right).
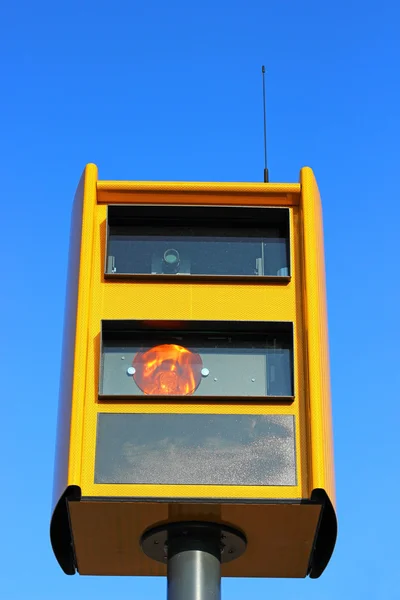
xmin=100 ymin=320 xmax=294 ymax=399
xmin=105 ymin=205 xmax=290 ymax=279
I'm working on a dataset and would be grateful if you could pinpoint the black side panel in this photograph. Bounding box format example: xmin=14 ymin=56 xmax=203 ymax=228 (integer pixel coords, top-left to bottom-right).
xmin=50 ymin=485 xmax=81 ymax=575
xmin=308 ymin=489 xmax=337 ymax=578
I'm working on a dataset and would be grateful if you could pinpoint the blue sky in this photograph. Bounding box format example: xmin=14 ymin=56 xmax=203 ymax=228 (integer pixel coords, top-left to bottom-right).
xmin=1 ymin=0 xmax=399 ymax=598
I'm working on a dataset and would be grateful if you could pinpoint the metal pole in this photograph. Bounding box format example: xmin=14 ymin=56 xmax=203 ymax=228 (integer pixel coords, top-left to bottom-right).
xmin=141 ymin=521 xmax=247 ymax=600
xmin=167 ymin=530 xmax=221 ymax=600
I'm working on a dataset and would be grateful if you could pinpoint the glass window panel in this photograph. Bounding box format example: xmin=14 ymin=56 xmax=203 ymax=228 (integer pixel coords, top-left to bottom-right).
xmin=100 ymin=324 xmax=293 ymax=398
xmin=95 ymin=413 xmax=296 ymax=486
xmin=105 ymin=206 xmax=290 ymax=278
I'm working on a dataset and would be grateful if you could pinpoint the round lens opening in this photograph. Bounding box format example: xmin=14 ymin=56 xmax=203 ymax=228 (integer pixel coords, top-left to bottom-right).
xmin=132 ymin=344 xmax=203 ymax=395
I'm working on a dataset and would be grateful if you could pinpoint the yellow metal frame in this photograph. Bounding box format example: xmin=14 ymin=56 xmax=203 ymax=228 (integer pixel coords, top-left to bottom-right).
xmin=300 ymin=168 xmax=335 ymax=502
xmin=61 ymin=164 xmax=334 ymax=506
xmin=97 ymin=180 xmax=301 ymax=193
xmin=97 ymin=179 xmax=300 ymax=207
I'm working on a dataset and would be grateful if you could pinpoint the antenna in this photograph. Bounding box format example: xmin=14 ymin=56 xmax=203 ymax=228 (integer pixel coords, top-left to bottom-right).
xmin=262 ymin=66 xmax=269 ymax=182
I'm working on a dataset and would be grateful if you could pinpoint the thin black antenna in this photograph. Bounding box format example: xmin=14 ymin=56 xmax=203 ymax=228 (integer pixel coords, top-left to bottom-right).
xmin=262 ymin=66 xmax=269 ymax=182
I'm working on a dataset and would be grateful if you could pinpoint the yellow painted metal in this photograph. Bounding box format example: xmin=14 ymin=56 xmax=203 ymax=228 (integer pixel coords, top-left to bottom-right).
xmin=97 ymin=179 xmax=300 ymax=207
xmin=97 ymin=180 xmax=301 ymax=193
xmin=69 ymin=501 xmax=322 ymax=578
xmin=300 ymin=167 xmax=336 ymax=506
xmin=57 ymin=164 xmax=334 ymax=505
xmin=77 ymin=197 xmax=307 ymax=500
xmin=67 ymin=163 xmax=98 ymax=487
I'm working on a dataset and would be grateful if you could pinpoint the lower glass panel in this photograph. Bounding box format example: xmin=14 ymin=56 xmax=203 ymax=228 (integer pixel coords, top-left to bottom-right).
xmin=95 ymin=413 xmax=297 ymax=486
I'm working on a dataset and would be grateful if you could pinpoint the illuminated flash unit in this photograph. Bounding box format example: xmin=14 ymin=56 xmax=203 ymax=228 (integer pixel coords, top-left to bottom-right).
xmin=133 ymin=344 xmax=203 ymax=395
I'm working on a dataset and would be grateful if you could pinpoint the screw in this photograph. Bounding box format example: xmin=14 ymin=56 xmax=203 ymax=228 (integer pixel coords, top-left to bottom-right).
xmin=201 ymin=368 xmax=210 ymax=377
xmin=251 ymin=377 xmax=255 ymax=382
xmin=127 ymin=366 xmax=136 ymax=376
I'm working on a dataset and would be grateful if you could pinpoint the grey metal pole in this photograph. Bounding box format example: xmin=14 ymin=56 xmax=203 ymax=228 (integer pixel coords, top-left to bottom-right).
xmin=167 ymin=529 xmax=221 ymax=600
xmin=141 ymin=521 xmax=246 ymax=600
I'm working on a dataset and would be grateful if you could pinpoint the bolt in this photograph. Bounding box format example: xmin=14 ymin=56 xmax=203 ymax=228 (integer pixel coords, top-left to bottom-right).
xmin=127 ymin=366 xmax=136 ymax=376
xmin=201 ymin=368 xmax=210 ymax=377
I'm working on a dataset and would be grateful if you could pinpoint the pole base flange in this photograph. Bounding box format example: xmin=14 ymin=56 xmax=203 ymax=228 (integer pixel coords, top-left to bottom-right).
xmin=141 ymin=521 xmax=247 ymax=564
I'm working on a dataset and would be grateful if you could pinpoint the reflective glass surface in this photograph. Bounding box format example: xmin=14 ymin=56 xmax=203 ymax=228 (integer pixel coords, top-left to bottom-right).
xmin=107 ymin=230 xmax=289 ymax=277
xmin=101 ymin=331 xmax=293 ymax=398
xmin=106 ymin=206 xmax=290 ymax=278
xmin=95 ymin=413 xmax=296 ymax=486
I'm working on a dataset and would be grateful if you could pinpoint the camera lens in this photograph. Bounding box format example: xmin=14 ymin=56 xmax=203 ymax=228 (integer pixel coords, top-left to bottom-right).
xmin=163 ymin=249 xmax=180 ymax=273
